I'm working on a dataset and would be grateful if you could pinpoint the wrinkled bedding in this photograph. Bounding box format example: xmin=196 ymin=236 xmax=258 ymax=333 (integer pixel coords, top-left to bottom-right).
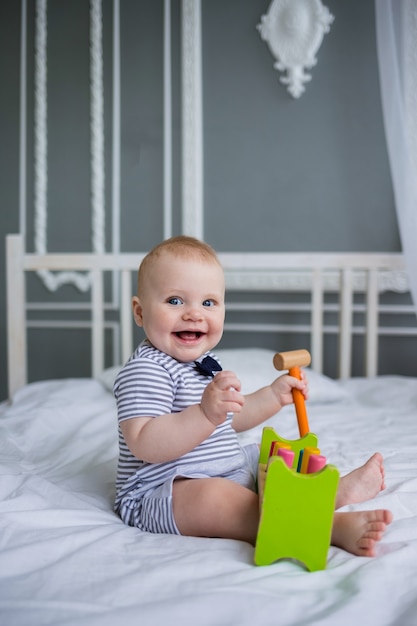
xmin=1 ymin=351 xmax=417 ymax=626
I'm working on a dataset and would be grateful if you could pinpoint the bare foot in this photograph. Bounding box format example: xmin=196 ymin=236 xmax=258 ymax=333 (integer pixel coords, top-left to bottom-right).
xmin=331 ymin=509 xmax=393 ymax=557
xmin=336 ymin=453 xmax=386 ymax=509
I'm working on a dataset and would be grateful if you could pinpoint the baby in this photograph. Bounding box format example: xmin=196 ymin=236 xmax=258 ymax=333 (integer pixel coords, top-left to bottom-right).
xmin=114 ymin=235 xmax=392 ymax=556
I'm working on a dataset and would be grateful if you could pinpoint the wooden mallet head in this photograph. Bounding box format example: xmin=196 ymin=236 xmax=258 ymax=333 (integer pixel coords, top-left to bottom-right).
xmin=273 ymin=349 xmax=311 ymax=372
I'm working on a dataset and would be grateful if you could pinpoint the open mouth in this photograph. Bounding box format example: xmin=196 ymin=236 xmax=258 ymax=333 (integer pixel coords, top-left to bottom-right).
xmin=175 ymin=331 xmax=203 ymax=340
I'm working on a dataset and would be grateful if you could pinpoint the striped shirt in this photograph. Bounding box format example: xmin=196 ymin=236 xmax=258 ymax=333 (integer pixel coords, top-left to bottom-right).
xmin=113 ymin=340 xmax=247 ymax=520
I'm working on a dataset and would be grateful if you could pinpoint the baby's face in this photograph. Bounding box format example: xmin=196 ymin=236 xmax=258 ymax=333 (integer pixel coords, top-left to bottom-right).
xmin=132 ymin=253 xmax=225 ymax=363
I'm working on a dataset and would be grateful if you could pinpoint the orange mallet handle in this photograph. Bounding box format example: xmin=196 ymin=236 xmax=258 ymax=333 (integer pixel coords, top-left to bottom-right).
xmin=273 ymin=350 xmax=311 ymax=438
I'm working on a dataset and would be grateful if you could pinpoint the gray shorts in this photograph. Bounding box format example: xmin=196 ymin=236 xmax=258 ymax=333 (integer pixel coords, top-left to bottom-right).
xmin=122 ymin=443 xmax=260 ymax=535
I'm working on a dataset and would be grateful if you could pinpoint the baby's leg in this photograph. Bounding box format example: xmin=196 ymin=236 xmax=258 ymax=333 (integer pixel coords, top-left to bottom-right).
xmin=172 ymin=476 xmax=259 ymax=544
xmin=331 ymin=509 xmax=393 ymax=557
xmin=336 ymin=452 xmax=385 ymax=509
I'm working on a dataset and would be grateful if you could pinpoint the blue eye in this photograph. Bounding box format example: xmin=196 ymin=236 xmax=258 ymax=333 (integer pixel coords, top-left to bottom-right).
xmin=203 ymin=299 xmax=215 ymax=307
xmin=168 ymin=297 xmax=183 ymax=305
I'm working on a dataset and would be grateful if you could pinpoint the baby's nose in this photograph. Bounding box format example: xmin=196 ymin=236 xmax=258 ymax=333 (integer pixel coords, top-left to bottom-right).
xmin=183 ymin=306 xmax=203 ymax=320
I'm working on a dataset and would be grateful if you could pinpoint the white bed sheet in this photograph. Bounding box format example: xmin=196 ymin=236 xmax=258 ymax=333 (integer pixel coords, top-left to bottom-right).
xmin=1 ymin=355 xmax=417 ymax=626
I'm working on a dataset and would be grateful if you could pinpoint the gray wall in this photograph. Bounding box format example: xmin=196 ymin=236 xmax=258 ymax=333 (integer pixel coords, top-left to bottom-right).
xmin=0 ymin=1 xmax=406 ymax=401
xmin=202 ymin=0 xmax=398 ymax=251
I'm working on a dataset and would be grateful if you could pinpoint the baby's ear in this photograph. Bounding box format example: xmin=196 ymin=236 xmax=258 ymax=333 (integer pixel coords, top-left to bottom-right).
xmin=132 ymin=296 xmax=144 ymax=327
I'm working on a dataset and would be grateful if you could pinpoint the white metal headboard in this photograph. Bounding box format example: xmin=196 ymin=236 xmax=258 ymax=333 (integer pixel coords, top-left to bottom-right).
xmin=6 ymin=233 xmax=413 ymax=400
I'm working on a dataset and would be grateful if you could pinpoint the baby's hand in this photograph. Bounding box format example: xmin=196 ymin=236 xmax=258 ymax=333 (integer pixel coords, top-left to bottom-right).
xmin=200 ymin=370 xmax=244 ymax=426
xmin=271 ymin=369 xmax=309 ymax=408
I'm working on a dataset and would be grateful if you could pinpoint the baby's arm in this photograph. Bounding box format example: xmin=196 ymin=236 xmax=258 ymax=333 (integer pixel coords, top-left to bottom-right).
xmin=121 ymin=370 xmax=244 ymax=464
xmin=232 ymin=371 xmax=308 ymax=433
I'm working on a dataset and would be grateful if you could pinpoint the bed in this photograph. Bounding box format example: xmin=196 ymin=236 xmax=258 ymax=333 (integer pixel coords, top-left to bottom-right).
xmin=2 ymin=233 xmax=417 ymax=626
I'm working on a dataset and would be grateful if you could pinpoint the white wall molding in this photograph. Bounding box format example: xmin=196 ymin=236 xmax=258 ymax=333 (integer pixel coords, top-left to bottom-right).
xmin=181 ymin=0 xmax=203 ymax=239
xmin=112 ymin=0 xmax=121 ymax=257
xmin=19 ymin=0 xmax=27 ymax=239
xmin=224 ymin=268 xmax=409 ymax=292
xmin=163 ymin=0 xmax=173 ymax=239
xmin=90 ymin=0 xmax=105 ymax=255
xmin=32 ymin=0 xmax=106 ymax=292
xmin=34 ymin=0 xmax=48 ymax=257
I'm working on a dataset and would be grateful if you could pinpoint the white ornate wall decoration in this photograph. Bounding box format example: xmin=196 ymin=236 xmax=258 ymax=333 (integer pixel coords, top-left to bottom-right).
xmin=257 ymin=0 xmax=334 ymax=98
xmin=33 ymin=0 xmax=105 ymax=292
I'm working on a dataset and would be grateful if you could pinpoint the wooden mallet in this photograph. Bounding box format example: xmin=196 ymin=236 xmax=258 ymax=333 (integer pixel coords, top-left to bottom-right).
xmin=273 ymin=349 xmax=311 ymax=438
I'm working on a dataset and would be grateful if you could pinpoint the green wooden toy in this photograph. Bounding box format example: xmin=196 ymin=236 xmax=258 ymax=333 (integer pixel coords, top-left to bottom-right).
xmin=254 ymin=427 xmax=339 ymax=571
xmin=254 ymin=350 xmax=340 ymax=571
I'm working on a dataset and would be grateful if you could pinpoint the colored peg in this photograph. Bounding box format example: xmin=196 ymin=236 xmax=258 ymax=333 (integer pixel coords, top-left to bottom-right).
xmin=273 ymin=350 xmax=311 ymax=438
xmin=268 ymin=440 xmax=291 ymax=458
xmin=307 ymin=454 xmax=327 ymax=474
xmin=277 ymin=447 xmax=295 ymax=469
xmin=300 ymin=446 xmax=320 ymax=474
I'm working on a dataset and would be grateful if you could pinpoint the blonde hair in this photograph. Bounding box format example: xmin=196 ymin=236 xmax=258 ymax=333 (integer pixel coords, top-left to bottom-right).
xmin=137 ymin=236 xmax=223 ymax=296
